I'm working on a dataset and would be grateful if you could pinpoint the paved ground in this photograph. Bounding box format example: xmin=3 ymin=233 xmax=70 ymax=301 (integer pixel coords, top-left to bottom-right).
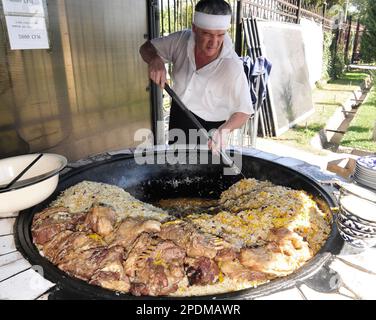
xmin=247 ymin=137 xmax=359 ymax=173
xmin=349 ymin=64 xmax=376 ymax=71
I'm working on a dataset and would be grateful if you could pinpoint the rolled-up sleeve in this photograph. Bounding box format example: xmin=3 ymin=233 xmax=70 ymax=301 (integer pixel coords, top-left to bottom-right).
xmin=230 ymin=69 xmax=254 ymax=116
xmin=150 ymin=31 xmax=183 ymax=63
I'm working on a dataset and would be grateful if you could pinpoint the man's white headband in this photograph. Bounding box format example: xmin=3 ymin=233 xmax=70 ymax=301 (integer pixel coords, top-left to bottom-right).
xmin=193 ymin=11 xmax=231 ymax=30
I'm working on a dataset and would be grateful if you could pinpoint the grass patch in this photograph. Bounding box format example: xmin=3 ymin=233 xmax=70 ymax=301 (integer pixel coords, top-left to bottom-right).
xmin=314 ymin=71 xmax=369 ymax=107
xmin=340 ymin=86 xmax=376 ymax=152
xmin=278 ymin=105 xmax=338 ymax=154
xmin=277 ymin=71 xmax=369 ymax=154
xmin=329 ymin=71 xmax=369 ymax=85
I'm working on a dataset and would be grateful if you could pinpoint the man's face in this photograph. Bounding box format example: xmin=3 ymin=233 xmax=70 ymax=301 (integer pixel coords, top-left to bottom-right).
xmin=192 ymin=24 xmax=226 ymax=58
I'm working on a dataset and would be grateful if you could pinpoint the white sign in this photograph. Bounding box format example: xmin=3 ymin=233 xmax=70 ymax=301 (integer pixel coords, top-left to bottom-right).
xmin=5 ymin=15 xmax=49 ymax=49
xmin=1 ymin=0 xmax=45 ymax=16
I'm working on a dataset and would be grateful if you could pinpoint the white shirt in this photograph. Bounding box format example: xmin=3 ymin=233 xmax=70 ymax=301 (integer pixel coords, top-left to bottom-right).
xmin=151 ymin=30 xmax=253 ymax=121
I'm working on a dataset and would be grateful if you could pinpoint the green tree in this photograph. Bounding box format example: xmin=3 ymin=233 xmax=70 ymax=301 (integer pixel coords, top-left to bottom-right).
xmin=360 ymin=0 xmax=376 ymax=62
xmin=350 ymin=0 xmax=368 ymax=15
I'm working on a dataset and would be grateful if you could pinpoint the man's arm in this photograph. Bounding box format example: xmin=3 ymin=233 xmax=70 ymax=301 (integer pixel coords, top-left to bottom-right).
xmin=209 ymin=112 xmax=250 ymax=152
xmin=218 ymin=112 xmax=250 ymax=132
xmin=139 ymin=40 xmax=167 ymax=88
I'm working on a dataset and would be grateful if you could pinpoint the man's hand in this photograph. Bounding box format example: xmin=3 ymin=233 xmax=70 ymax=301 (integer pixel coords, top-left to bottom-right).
xmin=149 ymin=56 xmax=167 ymax=89
xmin=140 ymin=41 xmax=167 ymax=89
xmin=208 ymin=113 xmax=250 ymax=154
xmin=208 ymin=127 xmax=230 ymax=155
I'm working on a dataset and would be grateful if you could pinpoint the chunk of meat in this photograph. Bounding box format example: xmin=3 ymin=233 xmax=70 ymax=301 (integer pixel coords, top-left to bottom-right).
xmin=214 ymin=248 xmax=268 ymax=282
xmin=90 ymin=270 xmax=130 ymax=293
xmin=239 ymin=228 xmax=312 ymax=276
xmin=32 ymin=207 xmax=86 ymax=245
xmin=42 ymin=231 xmax=103 ymax=264
xmin=33 ymin=206 xmax=69 ymax=224
xmin=85 ymin=206 xmax=117 ymax=237
xmin=88 ymin=246 xmax=130 ymax=292
xmin=41 ymin=230 xmax=74 ymax=262
xmin=58 ymin=247 xmax=108 ymax=280
xmin=56 ymin=232 xmax=106 ymax=264
xmin=159 ymin=220 xmax=224 ymax=259
xmin=124 ymin=233 xmax=186 ymax=296
xmin=59 ymin=245 xmax=128 ymax=283
xmin=184 ymin=257 xmax=219 ymax=286
xmin=215 ymin=248 xmax=239 ymax=262
xmin=268 ymin=228 xmax=309 ymax=255
xmin=219 ymin=260 xmax=269 ymax=282
xmin=129 ymin=260 xmax=170 ymax=296
xmin=105 ymin=218 xmax=161 ymax=250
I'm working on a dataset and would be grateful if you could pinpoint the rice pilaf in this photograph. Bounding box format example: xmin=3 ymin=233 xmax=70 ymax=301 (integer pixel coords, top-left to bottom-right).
xmin=33 ymin=178 xmax=332 ymax=296
xmin=50 ymin=181 xmax=169 ymax=222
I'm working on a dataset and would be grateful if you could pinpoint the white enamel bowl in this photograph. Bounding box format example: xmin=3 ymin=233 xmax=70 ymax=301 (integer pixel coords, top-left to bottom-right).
xmin=0 ymin=153 xmax=67 ymax=214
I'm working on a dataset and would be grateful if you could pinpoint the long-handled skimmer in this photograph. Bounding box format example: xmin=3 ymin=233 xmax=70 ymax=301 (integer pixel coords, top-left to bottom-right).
xmin=164 ymin=84 xmax=246 ymax=178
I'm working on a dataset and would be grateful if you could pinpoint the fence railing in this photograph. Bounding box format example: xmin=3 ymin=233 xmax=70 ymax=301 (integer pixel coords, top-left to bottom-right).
xmin=156 ymin=0 xmax=362 ymax=43
xmin=241 ymin=0 xmax=335 ymax=27
xmin=240 ymin=0 xmax=364 ymax=32
xmin=241 ymin=0 xmax=299 ymax=24
xmin=239 ymin=0 xmax=363 ymax=63
xmin=156 ymin=1 xmax=362 ymax=32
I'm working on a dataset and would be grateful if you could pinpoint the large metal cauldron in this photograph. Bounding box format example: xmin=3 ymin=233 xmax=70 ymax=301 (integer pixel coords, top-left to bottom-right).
xmin=15 ymin=149 xmax=343 ymax=299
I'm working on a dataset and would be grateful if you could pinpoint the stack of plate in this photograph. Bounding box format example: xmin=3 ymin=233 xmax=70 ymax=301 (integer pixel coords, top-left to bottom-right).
xmin=337 ymin=194 xmax=376 ymax=249
xmin=354 ymin=156 xmax=376 ymax=190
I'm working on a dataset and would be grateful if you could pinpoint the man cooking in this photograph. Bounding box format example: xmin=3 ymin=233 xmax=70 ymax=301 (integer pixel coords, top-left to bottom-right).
xmin=139 ymin=0 xmax=253 ymax=152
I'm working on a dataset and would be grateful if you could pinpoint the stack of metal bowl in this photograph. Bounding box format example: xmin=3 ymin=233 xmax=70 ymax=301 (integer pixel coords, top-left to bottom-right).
xmin=354 ymin=156 xmax=376 ymax=190
xmin=337 ymin=192 xmax=376 ymax=249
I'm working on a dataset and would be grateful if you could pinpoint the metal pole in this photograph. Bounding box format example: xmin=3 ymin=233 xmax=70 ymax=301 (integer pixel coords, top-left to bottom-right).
xmin=147 ymin=0 xmax=164 ymax=145
xmin=185 ymin=0 xmax=188 ymax=28
xmin=161 ymin=0 xmax=164 ymax=35
xmin=167 ymin=0 xmax=171 ymax=33
xmin=322 ymin=1 xmax=327 ymax=26
xmin=351 ymin=18 xmax=361 ymax=64
xmin=344 ymin=15 xmax=352 ymax=64
xmin=296 ymin=0 xmax=302 ymax=24
xmin=344 ymin=0 xmax=350 ymax=22
xmin=235 ymin=0 xmax=243 ymax=56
